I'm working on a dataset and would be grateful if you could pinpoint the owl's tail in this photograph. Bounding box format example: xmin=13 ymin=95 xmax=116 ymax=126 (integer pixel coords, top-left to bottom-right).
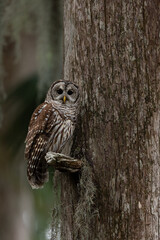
xmin=27 ymin=158 xmax=49 ymax=189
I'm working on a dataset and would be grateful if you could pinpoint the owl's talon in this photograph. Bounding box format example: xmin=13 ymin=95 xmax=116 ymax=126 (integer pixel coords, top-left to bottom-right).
xmin=45 ymin=151 xmax=83 ymax=172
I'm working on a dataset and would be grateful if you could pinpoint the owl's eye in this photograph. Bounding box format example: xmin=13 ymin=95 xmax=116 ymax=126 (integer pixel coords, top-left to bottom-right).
xmin=57 ymin=88 xmax=63 ymax=94
xmin=67 ymin=90 xmax=73 ymax=95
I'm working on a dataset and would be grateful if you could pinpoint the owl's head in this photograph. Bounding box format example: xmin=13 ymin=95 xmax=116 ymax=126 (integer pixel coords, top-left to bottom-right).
xmin=46 ymin=80 xmax=79 ymax=106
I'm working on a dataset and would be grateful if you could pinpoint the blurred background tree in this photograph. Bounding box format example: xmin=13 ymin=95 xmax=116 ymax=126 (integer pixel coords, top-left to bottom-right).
xmin=0 ymin=1 xmax=63 ymax=240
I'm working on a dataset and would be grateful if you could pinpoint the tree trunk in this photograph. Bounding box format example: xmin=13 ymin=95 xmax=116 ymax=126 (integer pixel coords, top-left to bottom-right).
xmin=52 ymin=1 xmax=160 ymax=239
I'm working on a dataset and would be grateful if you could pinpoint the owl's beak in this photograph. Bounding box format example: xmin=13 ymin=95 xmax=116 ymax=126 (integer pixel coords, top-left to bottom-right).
xmin=63 ymin=95 xmax=66 ymax=103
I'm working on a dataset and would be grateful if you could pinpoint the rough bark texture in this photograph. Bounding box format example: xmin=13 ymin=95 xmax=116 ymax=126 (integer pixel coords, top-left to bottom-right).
xmin=54 ymin=1 xmax=160 ymax=239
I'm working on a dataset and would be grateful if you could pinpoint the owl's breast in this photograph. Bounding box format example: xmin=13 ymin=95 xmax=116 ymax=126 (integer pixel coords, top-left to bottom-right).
xmin=48 ymin=118 xmax=75 ymax=153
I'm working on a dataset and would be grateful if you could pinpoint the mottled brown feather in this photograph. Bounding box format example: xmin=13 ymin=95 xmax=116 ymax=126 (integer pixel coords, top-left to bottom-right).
xmin=25 ymin=102 xmax=58 ymax=158
xmin=25 ymin=102 xmax=60 ymax=188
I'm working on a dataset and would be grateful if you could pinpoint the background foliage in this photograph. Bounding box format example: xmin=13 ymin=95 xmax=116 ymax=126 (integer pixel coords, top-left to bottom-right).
xmin=0 ymin=0 xmax=63 ymax=239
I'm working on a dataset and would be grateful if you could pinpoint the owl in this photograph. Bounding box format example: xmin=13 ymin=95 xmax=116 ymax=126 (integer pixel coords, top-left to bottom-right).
xmin=25 ymin=80 xmax=80 ymax=189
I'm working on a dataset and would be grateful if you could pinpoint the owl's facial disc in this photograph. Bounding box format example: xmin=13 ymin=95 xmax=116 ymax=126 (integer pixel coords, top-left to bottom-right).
xmin=49 ymin=81 xmax=79 ymax=105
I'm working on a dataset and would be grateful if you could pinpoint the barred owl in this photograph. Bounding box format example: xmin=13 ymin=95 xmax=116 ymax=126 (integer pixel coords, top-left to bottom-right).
xmin=25 ymin=80 xmax=80 ymax=189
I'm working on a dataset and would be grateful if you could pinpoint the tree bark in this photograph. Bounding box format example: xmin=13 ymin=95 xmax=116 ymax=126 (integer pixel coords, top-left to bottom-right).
xmin=52 ymin=1 xmax=160 ymax=239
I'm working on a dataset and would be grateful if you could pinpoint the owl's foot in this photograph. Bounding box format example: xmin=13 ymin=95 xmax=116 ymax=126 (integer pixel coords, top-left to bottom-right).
xmin=45 ymin=152 xmax=83 ymax=173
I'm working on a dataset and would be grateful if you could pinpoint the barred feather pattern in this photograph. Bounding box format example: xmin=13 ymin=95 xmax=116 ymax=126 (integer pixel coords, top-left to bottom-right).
xmin=25 ymin=101 xmax=78 ymax=189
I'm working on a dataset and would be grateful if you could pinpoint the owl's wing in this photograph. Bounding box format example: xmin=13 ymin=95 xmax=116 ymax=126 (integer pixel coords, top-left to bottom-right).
xmin=25 ymin=102 xmax=61 ymax=165
xmin=25 ymin=102 xmax=63 ymax=188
